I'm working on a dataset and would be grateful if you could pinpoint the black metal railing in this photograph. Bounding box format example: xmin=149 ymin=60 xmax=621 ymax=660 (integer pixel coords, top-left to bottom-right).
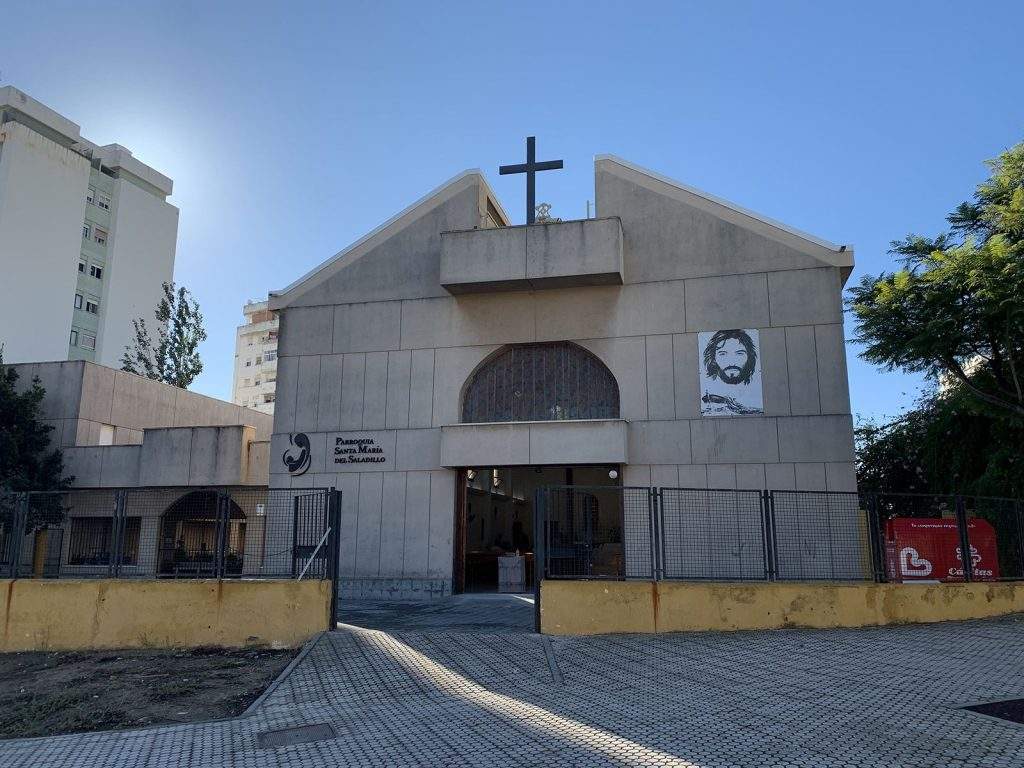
xmin=0 ymin=487 xmax=341 ymax=582
xmin=535 ymin=486 xmax=1024 ymax=584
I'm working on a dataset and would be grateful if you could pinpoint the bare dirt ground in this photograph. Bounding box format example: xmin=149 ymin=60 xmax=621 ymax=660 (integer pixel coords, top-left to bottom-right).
xmin=0 ymin=646 xmax=296 ymax=740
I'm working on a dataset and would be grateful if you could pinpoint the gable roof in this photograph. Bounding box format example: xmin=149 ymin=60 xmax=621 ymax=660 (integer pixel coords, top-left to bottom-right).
xmin=269 ymin=169 xmax=510 ymax=310
xmin=595 ymin=154 xmax=854 ymax=275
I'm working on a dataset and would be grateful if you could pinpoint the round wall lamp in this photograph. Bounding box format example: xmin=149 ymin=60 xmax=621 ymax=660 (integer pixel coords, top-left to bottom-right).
xmin=608 ymin=469 xmax=619 ymax=480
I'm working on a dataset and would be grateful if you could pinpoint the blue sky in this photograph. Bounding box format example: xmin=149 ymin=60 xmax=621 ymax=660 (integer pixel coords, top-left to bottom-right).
xmin=3 ymin=1 xmax=1022 ymax=422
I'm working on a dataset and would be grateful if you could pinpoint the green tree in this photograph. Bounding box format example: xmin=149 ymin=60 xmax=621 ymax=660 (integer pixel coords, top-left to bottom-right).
xmin=848 ymin=142 xmax=1024 ymax=419
xmin=856 ymin=389 xmax=1024 ymax=497
xmin=0 ymin=350 xmax=72 ymax=530
xmin=121 ymin=282 xmax=208 ymax=389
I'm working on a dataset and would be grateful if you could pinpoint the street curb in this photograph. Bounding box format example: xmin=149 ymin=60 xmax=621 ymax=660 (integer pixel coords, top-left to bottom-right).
xmin=242 ymin=631 xmax=327 ymax=717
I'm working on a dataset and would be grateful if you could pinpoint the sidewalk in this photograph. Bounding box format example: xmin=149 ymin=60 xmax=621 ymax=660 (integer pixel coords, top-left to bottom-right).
xmin=4 ymin=614 xmax=1024 ymax=766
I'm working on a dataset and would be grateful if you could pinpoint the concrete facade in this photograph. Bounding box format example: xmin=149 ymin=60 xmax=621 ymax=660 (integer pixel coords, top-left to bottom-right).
xmin=11 ymin=360 xmax=273 ymax=488
xmin=0 ymin=86 xmax=178 ymax=367
xmin=268 ymin=157 xmax=857 ymax=599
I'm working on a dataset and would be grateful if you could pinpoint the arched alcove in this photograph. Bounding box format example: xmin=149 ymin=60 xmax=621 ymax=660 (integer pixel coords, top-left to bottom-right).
xmin=461 ymin=342 xmax=620 ymax=423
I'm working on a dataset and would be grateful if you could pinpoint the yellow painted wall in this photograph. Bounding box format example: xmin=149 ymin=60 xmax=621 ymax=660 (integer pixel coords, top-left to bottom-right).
xmin=540 ymin=580 xmax=1024 ymax=635
xmin=0 ymin=579 xmax=331 ymax=652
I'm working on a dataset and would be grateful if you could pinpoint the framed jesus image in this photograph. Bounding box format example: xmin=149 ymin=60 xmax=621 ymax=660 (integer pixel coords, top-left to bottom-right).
xmin=698 ymin=329 xmax=764 ymax=417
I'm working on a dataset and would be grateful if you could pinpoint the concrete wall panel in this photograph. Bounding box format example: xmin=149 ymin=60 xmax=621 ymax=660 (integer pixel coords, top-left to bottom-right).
xmin=706 ymin=464 xmax=737 ymax=489
xmin=339 ymin=353 xmax=366 ymax=430
xmin=677 ymin=465 xmax=709 ymax=488
xmin=767 ymin=268 xmax=843 ymax=327
xmin=627 ymin=420 xmax=692 ymax=465
xmin=815 ymin=324 xmax=851 ymax=414
xmin=402 ymin=472 xmax=431 ymax=576
xmin=672 ymin=333 xmax=700 ymax=419
xmin=272 ymin=356 xmax=299 ymax=433
xmin=645 ymin=335 xmax=675 ymax=420
xmin=385 ymin=350 xmax=412 ymax=429
xmin=794 ymin=462 xmax=827 ymax=491
xmin=777 ymin=415 xmax=855 ymax=463
xmin=396 ymin=428 xmax=442 ymax=471
xmin=361 ymin=352 xmax=389 ymax=429
xmin=784 ymin=326 xmax=821 ymax=415
xmin=432 ymin=345 xmax=496 ymax=426
xmin=825 ymin=462 xmax=858 ymax=492
xmin=690 ymin=417 xmax=779 ymax=464
xmin=427 ymin=470 xmax=455 ymax=578
xmin=316 ymin=354 xmax=344 ymax=432
xmin=379 ymin=472 xmax=408 ymax=576
xmin=354 ymin=472 xmax=384 ymax=576
xmin=294 ymin=356 xmax=322 ymax=432
xmin=279 ymin=306 xmax=334 ymax=356
xmin=685 ymin=273 xmax=769 ymax=332
xmin=408 ymin=349 xmax=435 ymax=428
xmin=758 ymin=327 xmax=790 ymax=416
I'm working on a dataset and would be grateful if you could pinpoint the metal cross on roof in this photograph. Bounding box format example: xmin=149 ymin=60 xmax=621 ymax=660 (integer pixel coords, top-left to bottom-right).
xmin=499 ymin=136 xmax=563 ymax=224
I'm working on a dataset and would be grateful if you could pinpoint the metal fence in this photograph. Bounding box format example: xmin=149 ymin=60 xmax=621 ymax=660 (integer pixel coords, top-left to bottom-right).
xmin=0 ymin=487 xmax=340 ymax=581
xmin=535 ymin=486 xmax=1024 ymax=584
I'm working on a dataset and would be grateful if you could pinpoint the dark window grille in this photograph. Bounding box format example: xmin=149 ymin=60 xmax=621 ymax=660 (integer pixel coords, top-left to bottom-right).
xmin=461 ymin=342 xmax=620 ymax=423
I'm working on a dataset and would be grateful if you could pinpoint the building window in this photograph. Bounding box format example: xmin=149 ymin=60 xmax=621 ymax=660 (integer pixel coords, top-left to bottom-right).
xmin=264 ymin=393 xmax=276 ymax=403
xmin=85 ymin=299 xmax=99 ymax=314
xmin=80 ymin=333 xmax=96 ymax=349
xmin=256 ymin=356 xmax=262 ymax=365
xmin=82 ymin=224 xmax=91 ymax=239
xmin=96 ymin=193 xmax=111 ymax=210
xmin=93 ymin=227 xmax=107 ymax=245
xmin=245 ymin=359 xmax=251 ymax=367
xmin=86 ymin=187 xmax=95 ymax=205
xmin=78 ymin=260 xmax=86 ymax=273
xmin=70 ymin=330 xmax=78 ymax=346
xmin=74 ymin=294 xmax=83 ymax=309
xmin=67 ymin=517 xmax=141 ymax=566
xmin=90 ymin=264 xmax=103 ymax=280
xmin=461 ymin=342 xmax=620 ymax=423
xmin=98 ymin=424 xmax=115 ymax=446
xmin=264 ymin=350 xmax=277 ymax=361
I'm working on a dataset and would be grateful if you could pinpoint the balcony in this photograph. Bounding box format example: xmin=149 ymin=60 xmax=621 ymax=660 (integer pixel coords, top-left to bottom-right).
xmin=440 ymin=217 xmax=623 ymax=294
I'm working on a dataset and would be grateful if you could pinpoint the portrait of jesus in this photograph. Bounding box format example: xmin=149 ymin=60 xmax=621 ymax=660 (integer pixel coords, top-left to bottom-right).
xmin=698 ymin=329 xmax=764 ymax=416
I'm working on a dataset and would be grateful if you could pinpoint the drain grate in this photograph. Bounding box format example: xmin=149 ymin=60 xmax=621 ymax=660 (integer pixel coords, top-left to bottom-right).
xmin=257 ymin=722 xmax=337 ymax=749
xmin=962 ymin=699 xmax=1024 ymax=725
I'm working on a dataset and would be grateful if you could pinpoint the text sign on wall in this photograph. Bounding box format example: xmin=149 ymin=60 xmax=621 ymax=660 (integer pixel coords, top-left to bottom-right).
xmin=334 ymin=436 xmax=387 ymax=465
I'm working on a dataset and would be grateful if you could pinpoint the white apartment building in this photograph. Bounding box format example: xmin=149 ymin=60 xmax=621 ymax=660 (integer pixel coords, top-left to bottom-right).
xmin=0 ymin=85 xmax=178 ymax=366
xmin=232 ymin=300 xmax=278 ymax=414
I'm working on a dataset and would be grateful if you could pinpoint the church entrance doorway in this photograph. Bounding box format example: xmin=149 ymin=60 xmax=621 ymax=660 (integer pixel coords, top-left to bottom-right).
xmin=453 ymin=465 xmax=621 ymax=594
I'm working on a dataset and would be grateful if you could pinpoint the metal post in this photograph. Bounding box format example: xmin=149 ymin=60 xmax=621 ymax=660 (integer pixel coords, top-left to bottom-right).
xmin=327 ymin=488 xmax=341 ymax=631
xmin=760 ymin=490 xmax=772 ymax=581
xmin=955 ymin=495 xmax=974 ymax=582
xmin=765 ymin=491 xmax=780 ymax=581
xmin=214 ymin=492 xmax=229 ymax=579
xmin=865 ymin=493 xmax=886 ymax=583
xmin=110 ymin=490 xmax=127 ymax=577
xmin=532 ymin=487 xmax=547 ymax=634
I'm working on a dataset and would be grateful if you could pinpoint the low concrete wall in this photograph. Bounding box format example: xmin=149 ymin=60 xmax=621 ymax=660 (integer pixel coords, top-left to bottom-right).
xmin=540 ymin=580 xmax=1024 ymax=635
xmin=0 ymin=579 xmax=331 ymax=652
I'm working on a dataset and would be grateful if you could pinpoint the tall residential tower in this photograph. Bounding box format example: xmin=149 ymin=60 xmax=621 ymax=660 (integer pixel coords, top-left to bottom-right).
xmin=0 ymin=86 xmax=178 ymax=366
xmin=231 ymin=300 xmax=278 ymax=414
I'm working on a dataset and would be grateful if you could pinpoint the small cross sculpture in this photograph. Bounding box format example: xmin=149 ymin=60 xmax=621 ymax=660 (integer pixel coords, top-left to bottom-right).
xmin=499 ymin=136 xmax=563 ymax=224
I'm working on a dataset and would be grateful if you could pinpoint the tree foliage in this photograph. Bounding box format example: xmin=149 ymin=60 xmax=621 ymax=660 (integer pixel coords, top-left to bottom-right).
xmin=848 ymin=142 xmax=1024 ymax=419
xmin=121 ymin=282 xmax=208 ymax=389
xmin=0 ymin=350 xmax=72 ymax=530
xmin=856 ymin=389 xmax=1024 ymax=498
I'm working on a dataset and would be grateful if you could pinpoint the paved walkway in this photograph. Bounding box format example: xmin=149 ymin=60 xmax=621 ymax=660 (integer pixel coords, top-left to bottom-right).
xmin=338 ymin=592 xmax=536 ymax=633
xmin=4 ymin=610 xmax=1024 ymax=766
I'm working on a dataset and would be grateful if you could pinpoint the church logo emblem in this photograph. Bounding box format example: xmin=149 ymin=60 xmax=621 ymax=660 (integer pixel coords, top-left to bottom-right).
xmin=283 ymin=433 xmax=312 ymax=476
xmin=698 ymin=329 xmax=764 ymax=417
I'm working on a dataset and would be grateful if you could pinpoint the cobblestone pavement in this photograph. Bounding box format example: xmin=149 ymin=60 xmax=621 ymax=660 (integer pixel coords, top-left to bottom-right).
xmin=4 ymin=614 xmax=1024 ymax=767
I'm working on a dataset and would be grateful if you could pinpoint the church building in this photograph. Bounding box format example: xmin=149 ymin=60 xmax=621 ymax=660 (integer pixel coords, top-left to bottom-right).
xmin=268 ymin=154 xmax=856 ymax=599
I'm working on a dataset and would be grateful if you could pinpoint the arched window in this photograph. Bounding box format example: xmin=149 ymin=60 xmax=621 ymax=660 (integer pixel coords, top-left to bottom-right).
xmin=461 ymin=342 xmax=620 ymax=423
